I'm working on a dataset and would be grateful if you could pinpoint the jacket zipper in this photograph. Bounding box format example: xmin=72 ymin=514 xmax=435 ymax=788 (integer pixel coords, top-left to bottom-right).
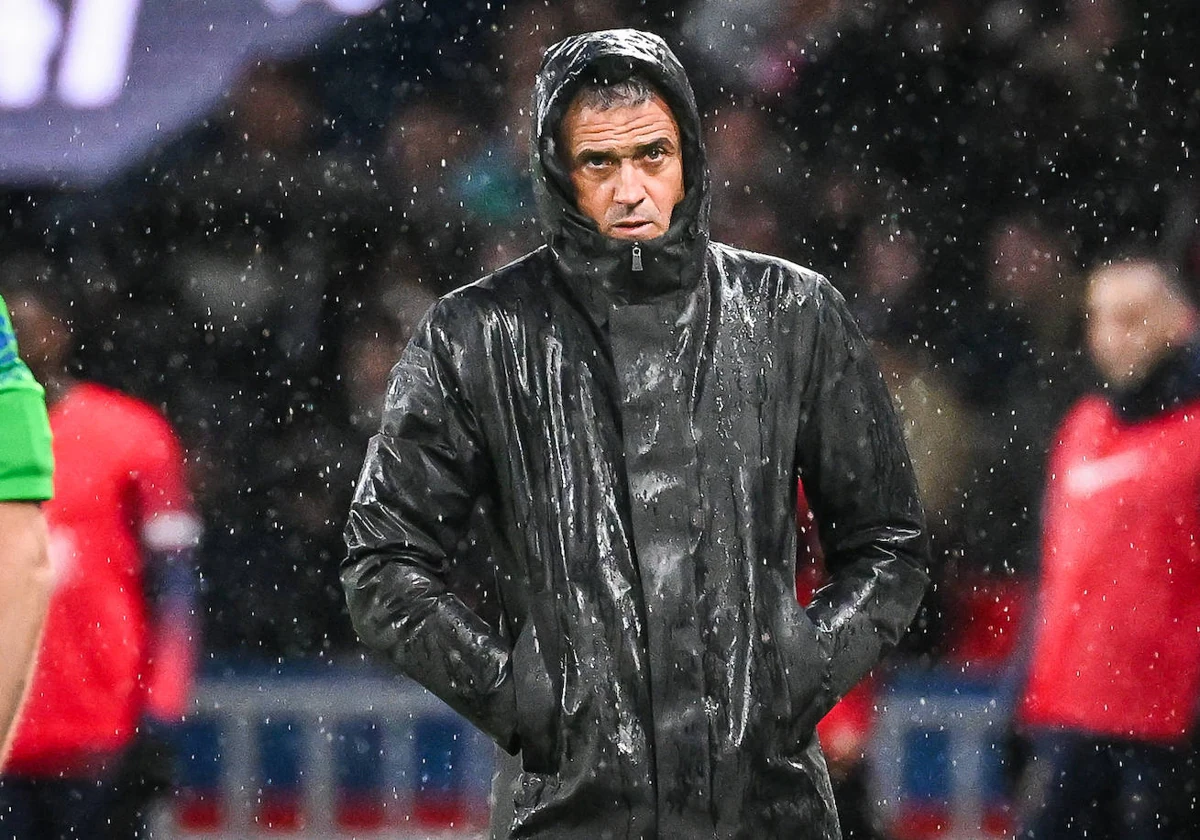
xmin=631 ymin=243 xmax=643 ymax=272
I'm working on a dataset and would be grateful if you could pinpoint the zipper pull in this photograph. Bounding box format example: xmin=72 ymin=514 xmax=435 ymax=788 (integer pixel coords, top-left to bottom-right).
xmin=631 ymin=243 xmax=643 ymax=272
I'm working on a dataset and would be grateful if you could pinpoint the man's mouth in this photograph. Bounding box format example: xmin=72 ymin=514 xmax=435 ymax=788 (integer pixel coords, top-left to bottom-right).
xmin=612 ymin=219 xmax=654 ymax=235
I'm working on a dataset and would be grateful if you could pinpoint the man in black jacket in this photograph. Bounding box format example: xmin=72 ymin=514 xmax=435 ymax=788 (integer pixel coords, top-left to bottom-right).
xmin=343 ymin=29 xmax=929 ymax=839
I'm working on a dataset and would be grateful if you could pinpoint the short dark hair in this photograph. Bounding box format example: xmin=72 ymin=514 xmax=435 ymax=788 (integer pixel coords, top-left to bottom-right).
xmin=570 ymin=73 xmax=657 ymax=112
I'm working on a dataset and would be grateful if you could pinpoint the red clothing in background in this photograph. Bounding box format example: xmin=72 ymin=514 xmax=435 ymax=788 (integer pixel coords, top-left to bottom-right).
xmin=1019 ymin=394 xmax=1200 ymax=743
xmin=7 ymin=383 xmax=201 ymax=773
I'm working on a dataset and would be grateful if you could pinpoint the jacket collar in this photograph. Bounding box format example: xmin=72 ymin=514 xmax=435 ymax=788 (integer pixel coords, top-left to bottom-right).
xmin=1113 ymin=336 xmax=1200 ymax=422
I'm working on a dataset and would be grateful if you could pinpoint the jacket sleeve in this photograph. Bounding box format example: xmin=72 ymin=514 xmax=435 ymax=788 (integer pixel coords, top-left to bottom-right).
xmin=342 ymin=304 xmax=517 ymax=752
xmin=0 ymin=295 xmax=53 ymax=503
xmin=795 ymin=278 xmax=931 ymax=706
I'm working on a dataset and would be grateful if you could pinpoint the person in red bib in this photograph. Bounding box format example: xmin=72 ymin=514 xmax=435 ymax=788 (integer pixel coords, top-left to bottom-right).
xmin=0 ymin=283 xmax=201 ymax=839
xmin=1017 ymin=255 xmax=1200 ymax=839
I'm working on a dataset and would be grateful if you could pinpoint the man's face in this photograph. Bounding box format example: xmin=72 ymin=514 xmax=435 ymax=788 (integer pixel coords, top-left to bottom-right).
xmin=1086 ymin=262 xmax=1179 ymax=387
xmin=561 ymin=93 xmax=685 ymax=241
xmin=7 ymin=293 xmax=70 ymax=383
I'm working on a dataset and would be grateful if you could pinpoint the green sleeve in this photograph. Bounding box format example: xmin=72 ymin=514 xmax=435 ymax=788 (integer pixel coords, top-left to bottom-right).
xmin=0 ymin=294 xmax=54 ymax=501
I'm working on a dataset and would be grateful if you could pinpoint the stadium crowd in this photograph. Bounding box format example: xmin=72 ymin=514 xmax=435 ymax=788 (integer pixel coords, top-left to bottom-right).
xmin=0 ymin=0 xmax=1197 ymax=832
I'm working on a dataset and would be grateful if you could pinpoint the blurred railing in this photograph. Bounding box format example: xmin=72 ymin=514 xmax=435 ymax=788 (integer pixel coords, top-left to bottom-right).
xmin=164 ymin=664 xmax=1015 ymax=840
xmin=870 ymin=670 xmax=1016 ymax=840
xmin=167 ymin=665 xmax=493 ymax=839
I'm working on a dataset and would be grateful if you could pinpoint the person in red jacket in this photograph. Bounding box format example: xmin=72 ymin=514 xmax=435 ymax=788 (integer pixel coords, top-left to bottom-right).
xmin=1017 ymin=254 xmax=1200 ymax=839
xmin=0 ymin=282 xmax=201 ymax=839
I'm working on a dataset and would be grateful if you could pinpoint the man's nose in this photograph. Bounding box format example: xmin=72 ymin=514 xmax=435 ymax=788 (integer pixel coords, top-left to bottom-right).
xmin=613 ymin=162 xmax=646 ymax=205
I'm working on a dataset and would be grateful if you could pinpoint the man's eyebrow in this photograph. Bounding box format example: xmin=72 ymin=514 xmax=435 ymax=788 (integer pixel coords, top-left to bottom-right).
xmin=572 ymin=147 xmax=619 ymax=164
xmin=571 ymin=135 xmax=677 ymax=165
xmin=636 ymin=137 xmax=675 ymax=155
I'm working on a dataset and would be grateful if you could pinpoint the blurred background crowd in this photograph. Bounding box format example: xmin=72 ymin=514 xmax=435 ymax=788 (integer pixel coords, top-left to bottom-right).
xmin=1 ymin=0 xmax=1198 ymax=827
xmin=4 ymin=0 xmax=1197 ymax=667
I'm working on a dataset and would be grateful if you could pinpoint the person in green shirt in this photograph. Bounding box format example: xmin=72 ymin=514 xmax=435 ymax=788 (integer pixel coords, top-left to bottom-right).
xmin=0 ymin=293 xmax=54 ymax=765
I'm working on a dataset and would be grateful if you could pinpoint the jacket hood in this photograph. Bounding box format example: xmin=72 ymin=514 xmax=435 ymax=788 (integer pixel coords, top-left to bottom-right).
xmin=531 ymin=29 xmax=711 ymax=306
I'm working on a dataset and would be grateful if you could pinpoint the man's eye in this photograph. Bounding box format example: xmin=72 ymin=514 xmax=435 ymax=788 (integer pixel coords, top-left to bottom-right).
xmin=645 ymin=147 xmax=663 ymax=160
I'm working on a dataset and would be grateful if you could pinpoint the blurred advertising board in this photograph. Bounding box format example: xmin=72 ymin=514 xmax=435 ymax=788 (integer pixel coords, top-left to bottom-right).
xmin=0 ymin=0 xmax=382 ymax=186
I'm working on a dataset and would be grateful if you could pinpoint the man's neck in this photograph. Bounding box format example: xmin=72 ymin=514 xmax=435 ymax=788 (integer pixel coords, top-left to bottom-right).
xmin=1113 ymin=336 xmax=1200 ymax=422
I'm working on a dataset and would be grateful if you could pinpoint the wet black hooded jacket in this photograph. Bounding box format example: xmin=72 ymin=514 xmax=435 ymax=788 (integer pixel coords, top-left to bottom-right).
xmin=343 ymin=29 xmax=930 ymax=840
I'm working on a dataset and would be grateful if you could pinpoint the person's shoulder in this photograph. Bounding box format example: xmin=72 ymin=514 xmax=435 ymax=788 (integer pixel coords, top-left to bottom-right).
xmin=709 ymin=241 xmax=834 ymax=302
xmin=68 ymin=382 xmax=175 ymax=436
xmin=427 ymin=247 xmax=550 ymax=328
xmin=1056 ymin=394 xmax=1113 ymax=438
xmin=0 ymin=294 xmax=35 ymax=390
xmin=1068 ymin=393 xmax=1112 ymax=418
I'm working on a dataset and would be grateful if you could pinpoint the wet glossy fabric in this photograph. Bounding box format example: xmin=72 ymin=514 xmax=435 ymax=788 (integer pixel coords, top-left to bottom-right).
xmin=343 ymin=29 xmax=929 ymax=840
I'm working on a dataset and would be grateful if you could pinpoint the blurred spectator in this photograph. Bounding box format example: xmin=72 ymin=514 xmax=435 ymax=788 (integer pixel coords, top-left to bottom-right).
xmin=940 ymin=214 xmax=1089 ymax=675
xmin=706 ymin=101 xmax=792 ymax=253
xmin=984 ymin=215 xmax=1083 ymax=353
xmin=873 ymin=341 xmax=975 ymax=545
xmin=228 ymin=63 xmax=322 ymax=159
xmin=342 ymin=272 xmax=437 ymax=432
xmin=0 ymin=294 xmax=53 ymax=765
xmin=381 ymin=94 xmax=481 ymax=230
xmin=958 ymin=214 xmax=1088 ymax=578
xmin=845 ymin=213 xmax=935 ymax=345
xmin=681 ymin=0 xmax=855 ymax=99
xmin=1016 ymin=255 xmax=1200 ymax=838
xmin=0 ymin=279 xmax=201 ymax=839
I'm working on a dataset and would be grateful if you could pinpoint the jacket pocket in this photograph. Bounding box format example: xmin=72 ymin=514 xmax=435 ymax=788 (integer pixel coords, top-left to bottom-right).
xmin=773 ymin=601 xmax=829 ymax=745
xmin=511 ymin=621 xmax=559 ymax=774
